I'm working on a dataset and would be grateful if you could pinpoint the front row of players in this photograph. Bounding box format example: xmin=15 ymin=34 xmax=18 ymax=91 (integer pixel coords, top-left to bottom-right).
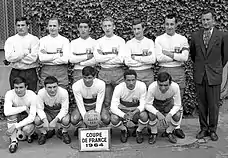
xmin=4 ymin=66 xmax=183 ymax=153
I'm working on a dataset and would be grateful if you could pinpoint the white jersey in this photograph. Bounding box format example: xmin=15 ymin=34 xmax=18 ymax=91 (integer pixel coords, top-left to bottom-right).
xmin=69 ymin=37 xmax=97 ymax=70
xmin=36 ymin=86 xmax=69 ymax=120
xmin=145 ymin=81 xmax=181 ymax=116
xmin=125 ymin=37 xmax=156 ymax=70
xmin=72 ymin=78 xmax=105 ymax=118
xmin=110 ymin=80 xmax=147 ymax=118
xmin=4 ymin=90 xmax=37 ymax=128
xmin=155 ymin=33 xmax=189 ymax=67
xmin=39 ymin=34 xmax=70 ymax=65
xmin=4 ymin=33 xmax=39 ymax=69
xmin=94 ymin=35 xmax=126 ymax=68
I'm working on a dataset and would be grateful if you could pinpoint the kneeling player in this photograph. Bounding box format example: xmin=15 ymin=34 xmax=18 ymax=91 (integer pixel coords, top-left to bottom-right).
xmin=4 ymin=77 xmax=37 ymax=153
xmin=145 ymin=72 xmax=182 ymax=144
xmin=110 ymin=69 xmax=148 ymax=143
xmin=35 ymin=76 xmax=71 ymax=145
xmin=71 ymin=66 xmax=110 ymax=135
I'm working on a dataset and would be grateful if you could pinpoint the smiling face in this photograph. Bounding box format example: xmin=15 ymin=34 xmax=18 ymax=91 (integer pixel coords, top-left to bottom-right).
xmin=14 ymin=83 xmax=27 ymax=97
xmin=165 ymin=17 xmax=176 ymax=36
xmin=78 ymin=23 xmax=90 ymax=39
xmin=102 ymin=20 xmax=115 ymax=37
xmin=45 ymin=82 xmax=58 ymax=97
xmin=202 ymin=12 xmax=214 ymax=30
xmin=133 ymin=23 xmax=144 ymax=40
xmin=48 ymin=19 xmax=60 ymax=37
xmin=16 ymin=21 xmax=29 ymax=36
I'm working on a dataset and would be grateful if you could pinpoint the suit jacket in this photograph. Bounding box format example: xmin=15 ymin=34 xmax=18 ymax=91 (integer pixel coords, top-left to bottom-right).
xmin=190 ymin=28 xmax=227 ymax=85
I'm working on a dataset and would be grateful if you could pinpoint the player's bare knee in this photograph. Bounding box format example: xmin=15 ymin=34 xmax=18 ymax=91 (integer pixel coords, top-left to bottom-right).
xmin=61 ymin=114 xmax=70 ymax=126
xmin=172 ymin=111 xmax=181 ymax=122
xmin=71 ymin=113 xmax=82 ymax=125
xmin=139 ymin=111 xmax=148 ymax=122
xmin=148 ymin=112 xmax=157 ymax=121
xmin=111 ymin=114 xmax=120 ymax=125
xmin=34 ymin=115 xmax=42 ymax=126
xmin=101 ymin=113 xmax=110 ymax=125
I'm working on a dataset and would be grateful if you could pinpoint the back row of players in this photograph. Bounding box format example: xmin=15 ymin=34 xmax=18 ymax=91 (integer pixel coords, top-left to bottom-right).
xmin=4 ymin=13 xmax=188 ymax=153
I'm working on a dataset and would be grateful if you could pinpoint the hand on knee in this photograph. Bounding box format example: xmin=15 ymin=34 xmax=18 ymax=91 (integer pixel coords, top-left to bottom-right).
xmin=110 ymin=114 xmax=120 ymax=126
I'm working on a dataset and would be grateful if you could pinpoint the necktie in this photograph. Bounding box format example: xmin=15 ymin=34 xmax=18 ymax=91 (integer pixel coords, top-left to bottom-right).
xmin=203 ymin=30 xmax=211 ymax=49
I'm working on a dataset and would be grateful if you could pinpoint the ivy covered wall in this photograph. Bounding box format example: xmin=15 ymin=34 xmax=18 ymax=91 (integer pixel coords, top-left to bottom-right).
xmin=21 ymin=0 xmax=228 ymax=116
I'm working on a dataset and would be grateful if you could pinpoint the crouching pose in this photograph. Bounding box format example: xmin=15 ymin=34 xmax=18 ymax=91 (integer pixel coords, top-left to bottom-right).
xmin=146 ymin=72 xmax=182 ymax=144
xmin=35 ymin=76 xmax=71 ymax=145
xmin=4 ymin=77 xmax=37 ymax=153
xmin=71 ymin=66 xmax=110 ymax=136
xmin=110 ymin=69 xmax=148 ymax=143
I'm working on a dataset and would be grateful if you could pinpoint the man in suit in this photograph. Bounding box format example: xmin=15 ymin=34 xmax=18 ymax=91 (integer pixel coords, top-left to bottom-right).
xmin=190 ymin=9 xmax=227 ymax=141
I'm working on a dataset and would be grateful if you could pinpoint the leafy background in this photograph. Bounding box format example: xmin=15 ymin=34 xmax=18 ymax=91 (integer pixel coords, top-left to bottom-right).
xmin=19 ymin=0 xmax=228 ymax=116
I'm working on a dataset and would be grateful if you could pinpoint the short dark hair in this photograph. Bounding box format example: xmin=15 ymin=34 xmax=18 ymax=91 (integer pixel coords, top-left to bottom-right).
xmin=13 ymin=76 xmax=27 ymax=87
xmin=132 ymin=18 xmax=145 ymax=28
xmin=157 ymin=72 xmax=172 ymax=84
xmin=78 ymin=19 xmax=91 ymax=28
xmin=15 ymin=17 xmax=29 ymax=25
xmin=44 ymin=76 xmax=58 ymax=86
xmin=82 ymin=66 xmax=96 ymax=77
xmin=165 ymin=13 xmax=177 ymax=23
xmin=202 ymin=9 xmax=215 ymax=18
xmin=124 ymin=69 xmax=137 ymax=79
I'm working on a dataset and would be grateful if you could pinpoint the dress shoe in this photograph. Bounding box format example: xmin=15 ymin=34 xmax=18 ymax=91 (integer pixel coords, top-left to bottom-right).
xmin=148 ymin=133 xmax=157 ymax=144
xmin=38 ymin=133 xmax=47 ymax=145
xmin=167 ymin=133 xmax=177 ymax=144
xmin=210 ymin=132 xmax=218 ymax=141
xmin=196 ymin=130 xmax=208 ymax=139
xmin=173 ymin=129 xmax=185 ymax=139
xmin=136 ymin=131 xmax=144 ymax=144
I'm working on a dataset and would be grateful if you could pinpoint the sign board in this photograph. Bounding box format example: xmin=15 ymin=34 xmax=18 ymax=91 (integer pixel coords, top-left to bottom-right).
xmin=79 ymin=127 xmax=111 ymax=152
